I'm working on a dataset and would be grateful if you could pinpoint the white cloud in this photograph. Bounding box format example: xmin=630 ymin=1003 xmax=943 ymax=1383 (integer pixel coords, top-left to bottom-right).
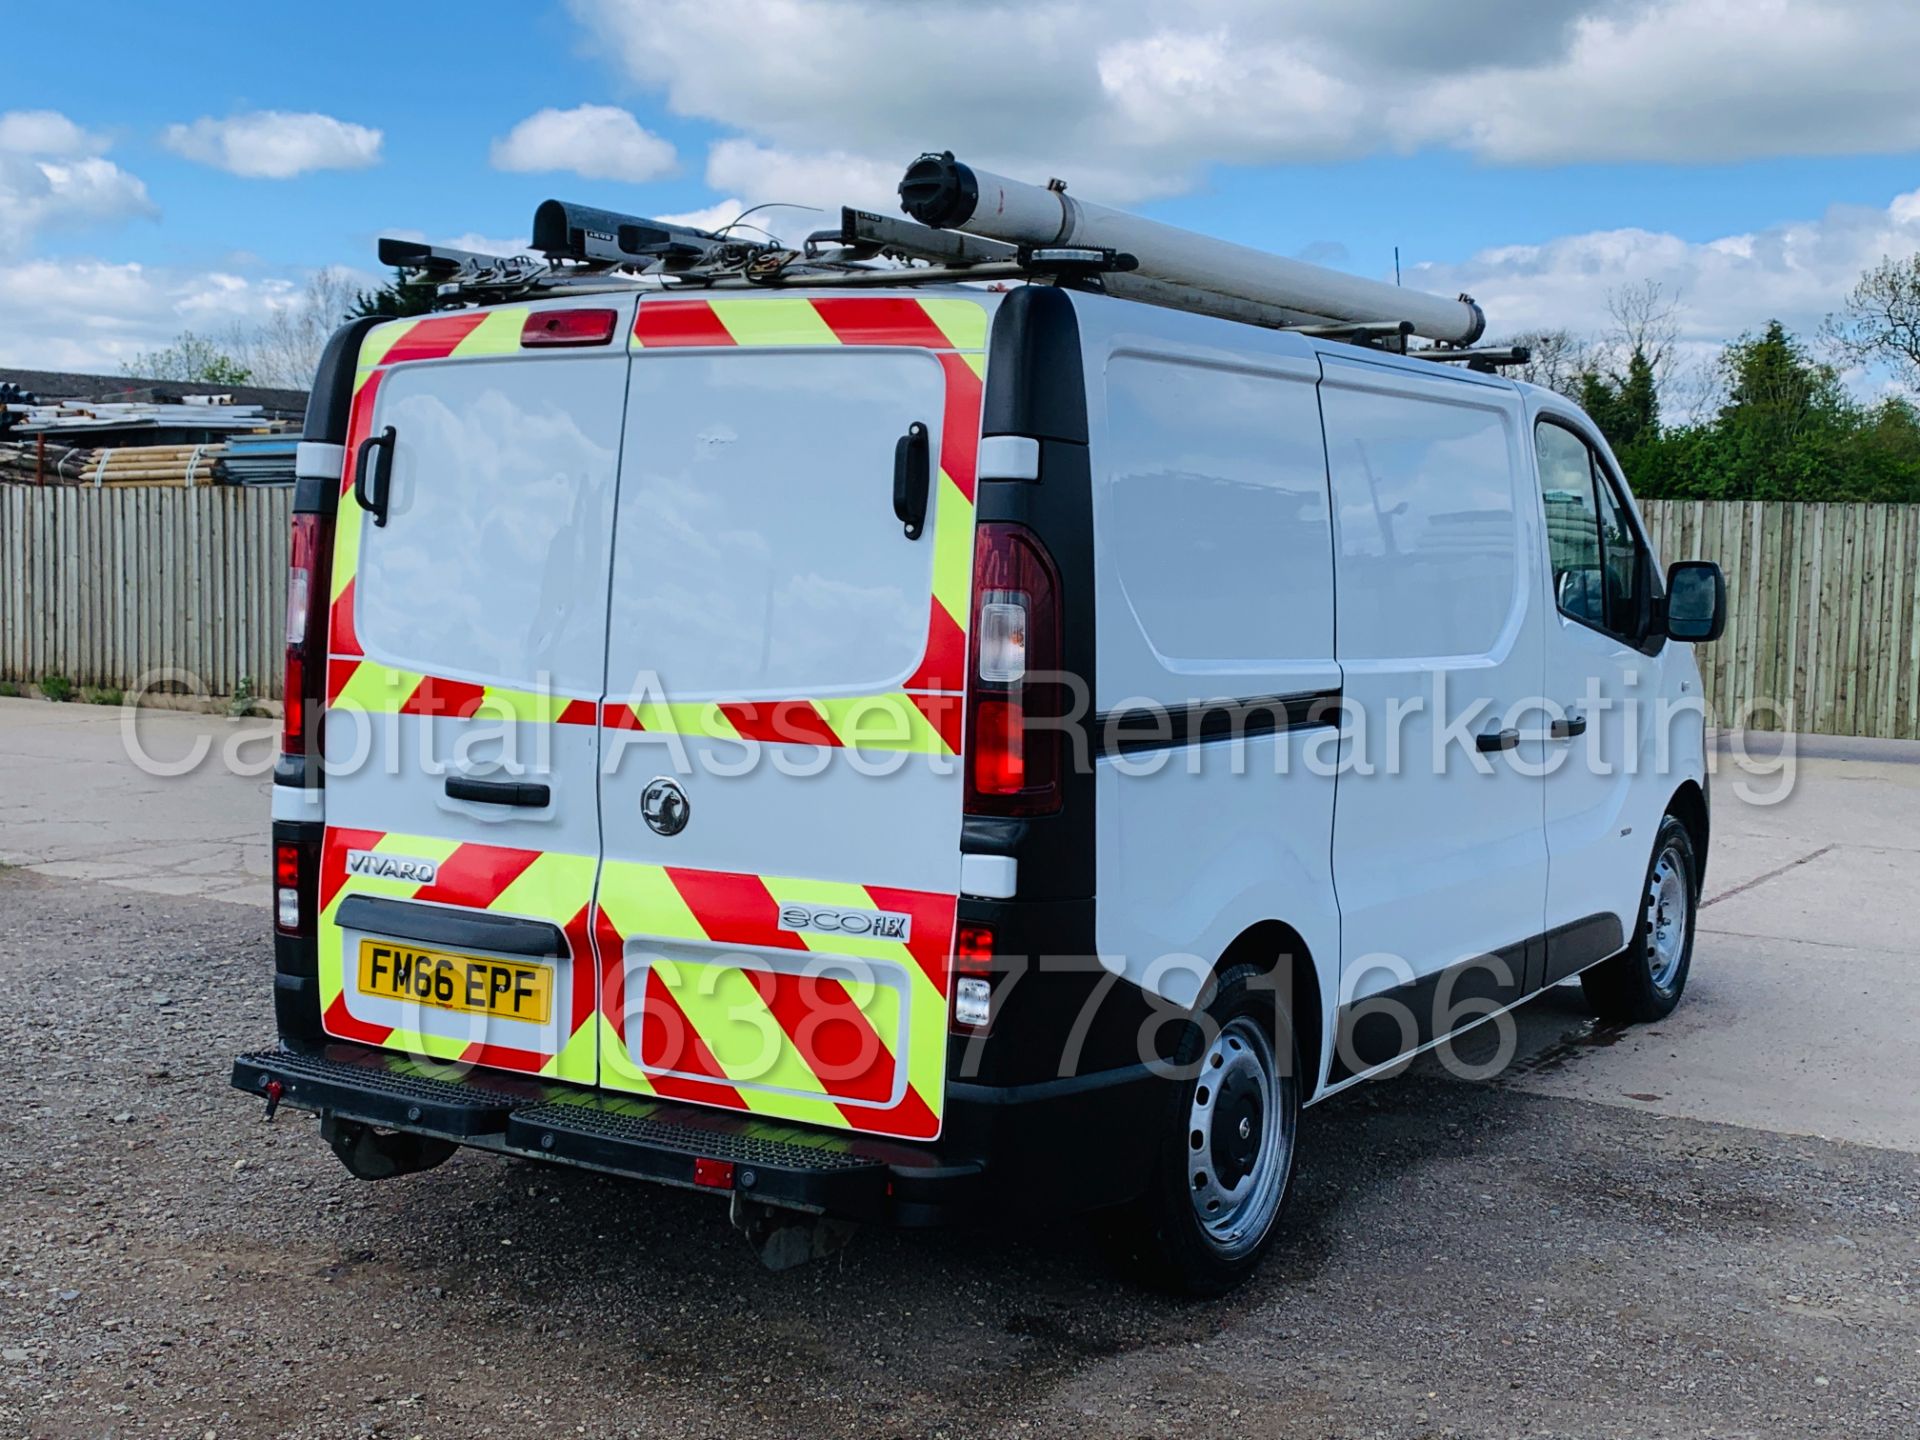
xmin=0 ymin=110 xmax=154 ymax=257
xmin=160 ymin=111 xmax=382 ymax=179
xmin=571 ymin=0 xmax=1920 ymax=201
xmin=0 ymin=259 xmax=299 ymax=372
xmin=0 ymin=109 xmax=108 ymax=158
xmin=702 ymin=141 xmax=902 ymax=234
xmin=653 ymin=198 xmax=752 ymax=237
xmin=489 ymin=105 xmax=676 ymax=183
xmin=1413 ymin=187 xmax=1920 ymax=399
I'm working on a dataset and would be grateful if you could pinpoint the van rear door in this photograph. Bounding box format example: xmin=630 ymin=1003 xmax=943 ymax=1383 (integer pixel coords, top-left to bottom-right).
xmin=316 ymin=301 xmax=631 ymax=1082
xmin=593 ymin=294 xmax=989 ymax=1141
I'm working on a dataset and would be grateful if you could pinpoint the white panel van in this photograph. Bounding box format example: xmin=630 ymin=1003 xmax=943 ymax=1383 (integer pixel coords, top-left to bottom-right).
xmin=238 ymin=273 xmax=1725 ymax=1295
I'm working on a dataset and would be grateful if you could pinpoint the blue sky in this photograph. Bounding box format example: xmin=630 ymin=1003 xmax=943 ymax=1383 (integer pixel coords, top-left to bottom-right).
xmin=4 ymin=0 xmax=1919 ymax=385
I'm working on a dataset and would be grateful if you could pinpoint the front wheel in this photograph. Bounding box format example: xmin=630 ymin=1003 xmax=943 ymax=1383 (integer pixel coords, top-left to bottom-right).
xmin=1581 ymin=814 xmax=1699 ymax=1024
xmin=1099 ymin=965 xmax=1301 ymax=1297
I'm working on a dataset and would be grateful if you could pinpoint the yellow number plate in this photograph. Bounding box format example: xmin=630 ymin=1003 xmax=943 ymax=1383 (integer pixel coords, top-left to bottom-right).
xmin=357 ymin=939 xmax=552 ymax=1024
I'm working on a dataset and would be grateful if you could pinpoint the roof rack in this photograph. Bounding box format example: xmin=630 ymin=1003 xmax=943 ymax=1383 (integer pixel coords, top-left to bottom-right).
xmin=377 ymin=162 xmax=1528 ymax=366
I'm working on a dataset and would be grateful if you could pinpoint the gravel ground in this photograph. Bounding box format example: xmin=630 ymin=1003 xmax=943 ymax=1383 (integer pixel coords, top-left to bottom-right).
xmin=1 ymin=867 xmax=1915 ymax=1439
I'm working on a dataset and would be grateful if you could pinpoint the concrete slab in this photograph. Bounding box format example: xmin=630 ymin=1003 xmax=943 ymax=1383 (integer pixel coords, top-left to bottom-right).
xmin=1498 ymin=929 xmax=1919 ymax=1154
xmin=0 ymin=696 xmax=273 ymax=905
xmin=1491 ymin=734 xmax=1920 ymax=1155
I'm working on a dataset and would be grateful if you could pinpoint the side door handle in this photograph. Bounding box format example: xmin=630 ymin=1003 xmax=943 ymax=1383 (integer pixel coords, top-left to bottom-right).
xmin=1476 ymin=727 xmax=1520 ymax=753
xmin=446 ymin=775 xmax=551 ymax=808
xmin=353 ymin=425 xmax=396 ymax=527
xmin=1550 ymin=714 xmax=1588 ymax=740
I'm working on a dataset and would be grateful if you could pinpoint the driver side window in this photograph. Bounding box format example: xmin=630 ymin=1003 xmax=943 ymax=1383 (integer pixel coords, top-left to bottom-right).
xmin=1534 ymin=419 xmax=1646 ymax=642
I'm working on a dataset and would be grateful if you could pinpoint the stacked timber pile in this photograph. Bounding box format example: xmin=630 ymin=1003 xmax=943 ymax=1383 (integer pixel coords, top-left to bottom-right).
xmin=0 ymin=439 xmax=96 ymax=483
xmin=85 ymin=443 xmax=227 ymax=487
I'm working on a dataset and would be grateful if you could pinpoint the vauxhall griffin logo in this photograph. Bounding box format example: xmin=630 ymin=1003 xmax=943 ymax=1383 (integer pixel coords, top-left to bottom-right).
xmin=344 ymin=850 xmax=439 ymax=885
xmin=640 ymin=776 xmax=690 ymax=836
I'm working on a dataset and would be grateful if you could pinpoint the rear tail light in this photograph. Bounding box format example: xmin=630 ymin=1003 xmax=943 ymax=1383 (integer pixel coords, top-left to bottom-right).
xmin=952 ymin=923 xmax=995 ymax=1032
xmin=521 ymin=308 xmax=617 ymax=347
xmin=273 ymin=830 xmax=320 ymax=937
xmin=282 ymin=512 xmax=333 ymax=762
xmin=965 ymin=523 xmax=1063 ymax=816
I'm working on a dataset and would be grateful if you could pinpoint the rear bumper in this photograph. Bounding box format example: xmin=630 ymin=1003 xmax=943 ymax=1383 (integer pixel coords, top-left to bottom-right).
xmin=232 ymin=1040 xmax=1164 ymax=1227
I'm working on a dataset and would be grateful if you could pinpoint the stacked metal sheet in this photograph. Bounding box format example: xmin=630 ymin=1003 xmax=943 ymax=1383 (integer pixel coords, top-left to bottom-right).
xmin=217 ymin=434 xmax=301 ymax=487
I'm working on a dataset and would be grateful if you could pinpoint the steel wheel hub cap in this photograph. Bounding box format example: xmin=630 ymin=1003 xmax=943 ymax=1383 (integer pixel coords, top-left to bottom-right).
xmin=1186 ymin=1016 xmax=1294 ymax=1259
xmin=1648 ymin=844 xmax=1689 ymax=990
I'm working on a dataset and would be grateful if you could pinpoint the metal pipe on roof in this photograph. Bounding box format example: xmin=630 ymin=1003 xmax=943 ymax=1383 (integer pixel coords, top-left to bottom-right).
xmin=898 ymin=152 xmax=1487 ymax=346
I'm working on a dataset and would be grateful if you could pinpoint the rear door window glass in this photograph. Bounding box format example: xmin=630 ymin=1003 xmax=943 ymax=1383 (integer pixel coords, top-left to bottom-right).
xmin=355 ymin=358 xmax=625 ymax=692
xmin=608 ymin=349 xmax=948 ymax=699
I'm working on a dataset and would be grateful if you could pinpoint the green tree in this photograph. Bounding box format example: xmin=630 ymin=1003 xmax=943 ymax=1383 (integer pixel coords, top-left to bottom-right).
xmin=122 ymin=331 xmax=253 ymax=385
xmin=1578 ymin=346 xmax=1662 ymax=454
xmin=349 ymin=267 xmax=437 ymax=319
xmin=1708 ymin=321 xmax=1853 ymax=500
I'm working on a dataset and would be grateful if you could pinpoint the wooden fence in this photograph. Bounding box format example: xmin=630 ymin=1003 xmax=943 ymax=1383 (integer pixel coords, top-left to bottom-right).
xmin=1 ymin=486 xmax=1916 ymax=735
xmin=1 ymin=485 xmax=291 ymax=701
xmin=1641 ymin=501 xmax=1920 ymax=740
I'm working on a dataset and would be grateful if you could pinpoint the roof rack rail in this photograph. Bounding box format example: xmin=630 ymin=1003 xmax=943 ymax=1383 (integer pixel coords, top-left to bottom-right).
xmin=1406 ymin=344 xmax=1534 ymax=371
xmin=374 ymin=169 xmax=1506 ymax=366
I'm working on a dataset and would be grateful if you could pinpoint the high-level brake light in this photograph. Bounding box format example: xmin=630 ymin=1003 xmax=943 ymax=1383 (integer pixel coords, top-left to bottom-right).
xmin=521 ymin=308 xmax=617 ymax=347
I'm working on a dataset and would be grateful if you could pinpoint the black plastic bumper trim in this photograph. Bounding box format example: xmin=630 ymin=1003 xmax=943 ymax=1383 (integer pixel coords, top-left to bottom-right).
xmin=336 ymin=893 xmax=567 ymax=959
xmin=948 ymin=1060 xmax=1158 ymax=1107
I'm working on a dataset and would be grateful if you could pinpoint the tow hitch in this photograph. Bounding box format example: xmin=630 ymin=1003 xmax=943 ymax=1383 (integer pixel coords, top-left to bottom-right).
xmin=728 ymin=1190 xmax=860 ymax=1272
xmin=322 ymin=1115 xmax=458 ymax=1181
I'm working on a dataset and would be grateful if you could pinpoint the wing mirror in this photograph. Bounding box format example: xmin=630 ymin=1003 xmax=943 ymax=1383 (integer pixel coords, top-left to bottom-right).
xmin=1664 ymin=560 xmax=1726 ymax=643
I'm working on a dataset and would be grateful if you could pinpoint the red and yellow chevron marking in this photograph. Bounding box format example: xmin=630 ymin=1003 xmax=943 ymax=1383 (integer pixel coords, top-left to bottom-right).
xmin=317 ymin=829 xmax=600 ymax=1082
xmin=352 ymin=308 xmax=531 ymax=394
xmin=631 ymin=295 xmax=987 ymax=353
xmin=594 ymin=860 xmax=956 ymax=1141
xmin=599 ymin=692 xmax=962 ymax=757
xmin=325 ymin=657 xmax=598 ymax=725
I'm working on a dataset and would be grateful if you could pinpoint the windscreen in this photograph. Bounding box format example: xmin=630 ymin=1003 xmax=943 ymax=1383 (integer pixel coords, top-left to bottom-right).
xmin=607 ymin=348 xmax=948 ymax=699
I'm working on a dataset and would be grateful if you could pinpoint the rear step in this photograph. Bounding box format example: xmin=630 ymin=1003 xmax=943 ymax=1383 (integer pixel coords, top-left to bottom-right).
xmin=507 ymin=1097 xmax=890 ymax=1219
xmin=232 ymin=1046 xmax=542 ymax=1136
xmin=232 ymin=1044 xmax=973 ymax=1223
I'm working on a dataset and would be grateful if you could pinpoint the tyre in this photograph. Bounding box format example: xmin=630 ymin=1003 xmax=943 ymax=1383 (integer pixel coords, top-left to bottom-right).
xmin=1581 ymin=813 xmax=1698 ymax=1024
xmin=1100 ymin=964 xmax=1302 ymax=1297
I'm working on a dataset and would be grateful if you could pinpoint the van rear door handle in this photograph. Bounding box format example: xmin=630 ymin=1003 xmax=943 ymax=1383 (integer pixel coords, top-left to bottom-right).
xmin=1550 ymin=714 xmax=1588 ymax=739
xmin=893 ymin=421 xmax=930 ymax=540
xmin=446 ymin=775 xmax=550 ymax=808
xmin=353 ymin=425 xmax=396 ymax=527
xmin=1475 ymin=727 xmax=1520 ymax=753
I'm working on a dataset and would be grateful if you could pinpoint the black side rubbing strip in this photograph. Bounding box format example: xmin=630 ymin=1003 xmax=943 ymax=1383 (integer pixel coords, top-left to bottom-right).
xmin=1094 ymin=689 xmax=1343 ymax=757
xmin=337 ymin=894 xmax=567 ymax=960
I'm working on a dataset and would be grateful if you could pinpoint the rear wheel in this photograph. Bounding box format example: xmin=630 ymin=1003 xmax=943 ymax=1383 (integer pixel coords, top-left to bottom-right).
xmin=1100 ymin=965 xmax=1301 ymax=1297
xmin=1581 ymin=814 xmax=1698 ymax=1024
